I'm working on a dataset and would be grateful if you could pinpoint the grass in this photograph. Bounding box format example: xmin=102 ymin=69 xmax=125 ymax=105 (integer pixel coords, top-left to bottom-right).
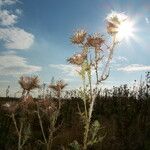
xmin=0 ymin=76 xmax=149 ymax=150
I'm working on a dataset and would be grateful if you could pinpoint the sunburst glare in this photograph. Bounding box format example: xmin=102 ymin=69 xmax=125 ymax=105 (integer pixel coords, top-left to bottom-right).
xmin=117 ymin=18 xmax=134 ymax=41
xmin=106 ymin=11 xmax=136 ymax=42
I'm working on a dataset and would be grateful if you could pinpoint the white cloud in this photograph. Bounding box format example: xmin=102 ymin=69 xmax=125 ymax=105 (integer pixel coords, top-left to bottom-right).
xmin=0 ymin=27 xmax=34 ymax=49
xmin=0 ymin=80 xmax=9 ymax=83
xmin=0 ymin=0 xmax=17 ymax=6
xmin=15 ymin=9 xmax=22 ymax=15
xmin=0 ymin=53 xmax=42 ymax=75
xmin=118 ymin=64 xmax=150 ymax=72
xmin=0 ymin=10 xmax=18 ymax=26
xmin=115 ymin=56 xmax=128 ymax=62
xmin=103 ymin=56 xmax=128 ymax=64
xmin=0 ymin=0 xmax=34 ymax=50
xmin=49 ymin=64 xmax=80 ymax=77
xmin=145 ymin=17 xmax=149 ymax=24
xmin=49 ymin=64 xmax=96 ymax=79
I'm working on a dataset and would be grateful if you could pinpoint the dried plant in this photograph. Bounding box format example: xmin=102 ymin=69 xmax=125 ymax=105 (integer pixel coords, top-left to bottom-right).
xmin=86 ymin=33 xmax=104 ymax=50
xmin=100 ymin=12 xmax=127 ymax=81
xmin=36 ymin=100 xmax=58 ymax=150
xmin=71 ymin=29 xmax=87 ymax=45
xmin=49 ymin=80 xmax=68 ymax=98
xmin=2 ymin=101 xmax=31 ymax=150
xmin=66 ymin=11 xmax=130 ymax=149
xmin=106 ymin=11 xmax=127 ymax=36
xmin=6 ymin=85 xmax=10 ymax=97
xmin=36 ymin=80 xmax=67 ymax=150
xmin=19 ymin=76 xmax=39 ymax=97
xmin=11 ymin=113 xmax=31 ymax=150
xmin=67 ymin=51 xmax=87 ymax=66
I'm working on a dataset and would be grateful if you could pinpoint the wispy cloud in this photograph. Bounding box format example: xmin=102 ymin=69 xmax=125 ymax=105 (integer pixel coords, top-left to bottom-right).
xmin=103 ymin=56 xmax=128 ymax=64
xmin=0 ymin=27 xmax=34 ymax=49
xmin=0 ymin=53 xmax=42 ymax=75
xmin=114 ymin=56 xmax=128 ymax=62
xmin=15 ymin=9 xmax=22 ymax=15
xmin=0 ymin=10 xmax=18 ymax=26
xmin=145 ymin=17 xmax=149 ymax=24
xmin=0 ymin=80 xmax=10 ymax=83
xmin=0 ymin=0 xmax=18 ymax=6
xmin=49 ymin=64 xmax=80 ymax=77
xmin=118 ymin=64 xmax=150 ymax=72
xmin=102 ymin=56 xmax=128 ymax=70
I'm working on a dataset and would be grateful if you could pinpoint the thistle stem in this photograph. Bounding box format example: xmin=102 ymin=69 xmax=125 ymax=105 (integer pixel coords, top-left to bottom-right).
xmin=83 ymin=75 xmax=88 ymax=119
xmin=95 ymin=50 xmax=99 ymax=84
xmin=12 ymin=113 xmax=23 ymax=150
xmin=100 ymin=35 xmax=116 ymax=81
xmin=37 ymin=104 xmax=47 ymax=144
xmin=83 ymin=62 xmax=94 ymax=150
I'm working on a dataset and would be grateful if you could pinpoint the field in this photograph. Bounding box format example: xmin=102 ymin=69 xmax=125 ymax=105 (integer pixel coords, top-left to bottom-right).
xmin=0 ymin=77 xmax=150 ymax=150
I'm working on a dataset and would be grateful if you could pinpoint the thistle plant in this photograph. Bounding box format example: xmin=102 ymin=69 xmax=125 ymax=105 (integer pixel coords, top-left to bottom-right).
xmin=2 ymin=99 xmax=31 ymax=150
xmin=49 ymin=80 xmax=68 ymax=108
xmin=6 ymin=85 xmax=10 ymax=97
xmin=19 ymin=76 xmax=39 ymax=100
xmin=67 ymin=12 xmax=128 ymax=149
xmin=36 ymin=100 xmax=57 ymax=150
xmin=36 ymin=80 xmax=67 ymax=150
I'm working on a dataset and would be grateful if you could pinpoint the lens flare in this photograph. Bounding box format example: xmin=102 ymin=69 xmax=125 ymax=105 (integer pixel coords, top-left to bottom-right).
xmin=117 ymin=19 xmax=134 ymax=41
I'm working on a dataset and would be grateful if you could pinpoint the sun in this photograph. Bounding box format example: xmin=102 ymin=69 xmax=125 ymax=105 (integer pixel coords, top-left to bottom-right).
xmin=106 ymin=11 xmax=136 ymax=42
xmin=117 ymin=18 xmax=135 ymax=41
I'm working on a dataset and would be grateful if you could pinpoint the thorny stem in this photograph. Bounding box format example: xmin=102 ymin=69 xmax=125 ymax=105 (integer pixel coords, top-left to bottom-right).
xmin=95 ymin=49 xmax=99 ymax=84
xmin=83 ymin=74 xmax=97 ymax=150
xmin=37 ymin=94 xmax=62 ymax=150
xmin=87 ymin=63 xmax=93 ymax=103
xmin=37 ymin=104 xmax=47 ymax=144
xmin=58 ymin=90 xmax=62 ymax=110
xmin=83 ymin=74 xmax=88 ymax=119
xmin=19 ymin=122 xmax=23 ymax=150
xmin=83 ymin=37 xmax=117 ymax=149
xmin=12 ymin=113 xmax=23 ymax=150
xmin=12 ymin=113 xmax=19 ymax=135
xmin=83 ymin=56 xmax=98 ymax=150
xmin=82 ymin=46 xmax=89 ymax=119
xmin=100 ymin=35 xmax=117 ymax=82
xmin=83 ymin=63 xmax=93 ymax=150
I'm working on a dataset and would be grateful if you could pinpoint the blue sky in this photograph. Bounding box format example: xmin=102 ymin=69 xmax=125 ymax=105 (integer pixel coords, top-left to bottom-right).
xmin=0 ymin=0 xmax=150 ymax=96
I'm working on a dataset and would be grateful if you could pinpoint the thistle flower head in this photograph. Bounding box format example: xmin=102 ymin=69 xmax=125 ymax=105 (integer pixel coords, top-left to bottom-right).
xmin=49 ymin=80 xmax=67 ymax=92
xmin=67 ymin=51 xmax=87 ymax=66
xmin=19 ymin=76 xmax=40 ymax=91
xmin=86 ymin=33 xmax=104 ymax=50
xmin=2 ymin=102 xmax=17 ymax=114
xmin=71 ymin=29 xmax=87 ymax=45
xmin=49 ymin=80 xmax=67 ymax=97
xmin=106 ymin=11 xmax=127 ymax=35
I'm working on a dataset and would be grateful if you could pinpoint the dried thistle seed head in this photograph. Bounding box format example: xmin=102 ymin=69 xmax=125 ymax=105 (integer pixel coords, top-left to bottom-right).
xmin=106 ymin=11 xmax=127 ymax=35
xmin=19 ymin=76 xmax=40 ymax=91
xmin=71 ymin=29 xmax=87 ymax=44
xmin=49 ymin=80 xmax=68 ymax=97
xmin=2 ymin=102 xmax=17 ymax=114
xmin=86 ymin=33 xmax=104 ymax=50
xmin=49 ymin=80 xmax=68 ymax=91
xmin=67 ymin=51 xmax=87 ymax=65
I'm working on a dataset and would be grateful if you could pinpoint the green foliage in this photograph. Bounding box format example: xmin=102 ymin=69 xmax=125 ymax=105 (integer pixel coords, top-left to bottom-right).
xmin=87 ymin=120 xmax=105 ymax=146
xmin=68 ymin=141 xmax=81 ymax=150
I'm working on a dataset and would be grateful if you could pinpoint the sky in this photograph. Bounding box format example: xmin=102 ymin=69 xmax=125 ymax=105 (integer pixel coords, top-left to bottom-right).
xmin=0 ymin=0 xmax=150 ymax=96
